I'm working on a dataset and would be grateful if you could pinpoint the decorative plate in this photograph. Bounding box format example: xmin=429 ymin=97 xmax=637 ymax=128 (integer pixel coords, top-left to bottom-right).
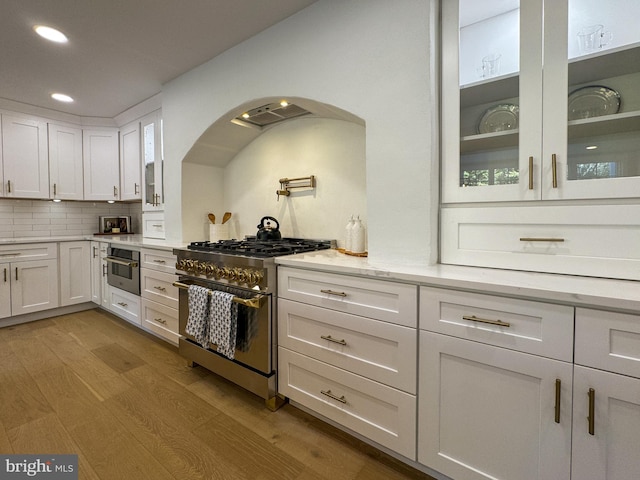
xmin=568 ymin=85 xmax=620 ymax=120
xmin=477 ymin=104 xmax=519 ymax=134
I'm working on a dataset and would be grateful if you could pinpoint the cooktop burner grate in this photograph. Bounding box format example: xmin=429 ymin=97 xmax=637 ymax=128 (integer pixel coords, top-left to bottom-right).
xmin=187 ymin=237 xmax=332 ymax=258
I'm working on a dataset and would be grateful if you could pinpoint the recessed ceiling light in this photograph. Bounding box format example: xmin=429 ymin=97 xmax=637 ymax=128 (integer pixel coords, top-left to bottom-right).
xmin=280 ymin=100 xmax=289 ymax=107
xmin=34 ymin=25 xmax=68 ymax=43
xmin=586 ymin=145 xmax=598 ymax=150
xmin=51 ymin=93 xmax=74 ymax=103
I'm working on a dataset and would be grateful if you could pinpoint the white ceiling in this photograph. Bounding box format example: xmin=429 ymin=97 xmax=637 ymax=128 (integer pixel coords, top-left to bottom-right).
xmin=0 ymin=0 xmax=317 ymax=118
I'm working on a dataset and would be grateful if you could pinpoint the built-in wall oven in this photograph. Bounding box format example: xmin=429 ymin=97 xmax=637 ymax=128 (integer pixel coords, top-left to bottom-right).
xmin=106 ymin=246 xmax=140 ymax=295
xmin=173 ymin=238 xmax=332 ymax=410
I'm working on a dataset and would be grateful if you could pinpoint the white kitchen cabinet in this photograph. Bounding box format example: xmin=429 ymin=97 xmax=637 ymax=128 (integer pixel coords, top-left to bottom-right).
xmin=142 ymin=212 xmax=165 ymax=239
xmin=83 ymin=128 xmax=120 ymax=201
xmin=1 ymin=113 xmax=49 ymax=199
xmin=277 ymin=267 xmax=418 ymax=459
xmin=48 ymin=123 xmax=84 ymax=200
xmin=571 ymin=308 xmax=640 ymax=479
xmin=59 ymin=241 xmax=91 ymax=306
xmin=90 ymin=241 xmax=108 ymax=305
xmin=139 ymin=247 xmax=178 ymax=344
xmin=141 ymin=110 xmax=164 ymax=211
xmin=119 ymin=120 xmax=141 ymax=201
xmin=0 ymin=243 xmax=59 ymax=319
xmin=442 ymin=0 xmax=640 ymax=203
xmin=418 ymin=331 xmax=573 ymax=480
xmin=108 ymin=286 xmax=141 ymax=326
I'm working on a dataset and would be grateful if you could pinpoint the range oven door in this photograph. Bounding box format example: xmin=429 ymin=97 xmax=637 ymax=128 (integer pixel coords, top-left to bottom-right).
xmin=177 ymin=277 xmax=272 ymax=375
xmin=106 ymin=247 xmax=140 ymax=295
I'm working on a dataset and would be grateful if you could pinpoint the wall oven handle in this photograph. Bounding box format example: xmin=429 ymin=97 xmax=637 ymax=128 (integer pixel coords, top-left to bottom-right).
xmin=105 ymin=256 xmax=139 ymax=268
xmin=173 ymin=281 xmax=265 ymax=309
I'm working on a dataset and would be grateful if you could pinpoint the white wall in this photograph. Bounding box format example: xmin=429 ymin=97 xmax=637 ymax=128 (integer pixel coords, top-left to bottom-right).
xmin=163 ymin=0 xmax=438 ymax=266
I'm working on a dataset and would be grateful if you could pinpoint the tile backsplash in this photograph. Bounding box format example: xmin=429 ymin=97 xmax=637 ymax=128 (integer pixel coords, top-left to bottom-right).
xmin=0 ymin=199 xmax=142 ymax=239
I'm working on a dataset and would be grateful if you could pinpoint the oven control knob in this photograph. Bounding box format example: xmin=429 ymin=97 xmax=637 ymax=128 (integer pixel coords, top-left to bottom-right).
xmin=204 ymin=264 xmax=216 ymax=277
xmin=175 ymin=260 xmax=187 ymax=271
xmin=185 ymin=260 xmax=199 ymax=273
xmin=196 ymin=261 xmax=208 ymax=275
xmin=251 ymin=270 xmax=264 ymax=285
xmin=220 ymin=267 xmax=232 ymax=280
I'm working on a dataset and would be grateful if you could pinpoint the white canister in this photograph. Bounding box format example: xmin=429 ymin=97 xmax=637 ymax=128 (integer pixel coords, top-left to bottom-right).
xmin=209 ymin=224 xmax=230 ymax=242
xmin=351 ymin=216 xmax=366 ymax=254
xmin=344 ymin=216 xmax=355 ymax=252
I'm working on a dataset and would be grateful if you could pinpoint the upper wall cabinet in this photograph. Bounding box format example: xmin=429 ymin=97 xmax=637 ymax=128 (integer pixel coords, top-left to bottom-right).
xmin=141 ymin=110 xmax=164 ymax=211
xmin=83 ymin=128 xmax=120 ymax=201
xmin=442 ymin=0 xmax=640 ymax=203
xmin=48 ymin=123 xmax=84 ymax=201
xmin=120 ymin=121 xmax=141 ymax=201
xmin=1 ymin=114 xmax=49 ymax=199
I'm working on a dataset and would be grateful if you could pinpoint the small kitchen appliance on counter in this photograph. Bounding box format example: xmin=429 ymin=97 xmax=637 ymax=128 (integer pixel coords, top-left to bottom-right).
xmin=173 ymin=232 xmax=333 ymax=410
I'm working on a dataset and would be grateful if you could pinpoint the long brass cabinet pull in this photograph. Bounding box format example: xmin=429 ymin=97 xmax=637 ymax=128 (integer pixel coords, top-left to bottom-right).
xmin=3 ymin=268 xmax=6 ymax=282
xmin=320 ymin=389 xmax=347 ymax=404
xmin=528 ymin=156 xmax=534 ymax=190
xmin=321 ymin=335 xmax=347 ymax=346
xmin=462 ymin=315 xmax=511 ymax=328
xmin=134 ymin=183 xmax=139 ymax=195
xmin=588 ymin=388 xmax=595 ymax=435
xmin=113 ymin=185 xmax=118 ymax=197
xmin=7 ymin=180 xmax=11 ymax=193
xmin=519 ymin=237 xmax=565 ymax=243
xmin=15 ymin=267 xmax=18 ymax=281
xmin=320 ymin=289 xmax=347 ymax=297
xmin=53 ymin=183 xmax=57 ymax=196
xmin=551 ymin=154 xmax=558 ymax=188
xmin=555 ymin=379 xmax=561 ymax=423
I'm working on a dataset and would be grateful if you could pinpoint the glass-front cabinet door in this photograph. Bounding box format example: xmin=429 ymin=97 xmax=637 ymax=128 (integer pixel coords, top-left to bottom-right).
xmin=141 ymin=109 xmax=164 ymax=211
xmin=442 ymin=0 xmax=640 ymax=203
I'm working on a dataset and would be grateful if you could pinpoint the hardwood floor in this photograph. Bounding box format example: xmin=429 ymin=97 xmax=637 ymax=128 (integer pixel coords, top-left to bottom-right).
xmin=0 ymin=309 xmax=435 ymax=480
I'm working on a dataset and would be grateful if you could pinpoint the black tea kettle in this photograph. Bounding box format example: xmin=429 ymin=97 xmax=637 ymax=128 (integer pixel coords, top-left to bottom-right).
xmin=256 ymin=216 xmax=282 ymax=241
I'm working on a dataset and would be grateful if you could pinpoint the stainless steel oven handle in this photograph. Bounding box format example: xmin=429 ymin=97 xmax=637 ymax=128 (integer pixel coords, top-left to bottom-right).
xmin=173 ymin=281 xmax=265 ymax=309
xmin=105 ymin=256 xmax=139 ymax=268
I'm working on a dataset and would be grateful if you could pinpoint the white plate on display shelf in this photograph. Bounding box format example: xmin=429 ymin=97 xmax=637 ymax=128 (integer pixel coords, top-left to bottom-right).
xmin=477 ymin=104 xmax=519 ymax=134
xmin=568 ymin=85 xmax=620 ymax=120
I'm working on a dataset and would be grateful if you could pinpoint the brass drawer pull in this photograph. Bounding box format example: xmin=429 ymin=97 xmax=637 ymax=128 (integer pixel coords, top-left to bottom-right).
xmin=153 ymin=285 xmax=167 ymax=292
xmin=462 ymin=315 xmax=511 ymax=328
xmin=588 ymin=388 xmax=595 ymax=435
xmin=117 ymin=302 xmax=128 ymax=308
xmin=321 ymin=335 xmax=347 ymax=346
xmin=320 ymin=389 xmax=347 ymax=404
xmin=519 ymin=237 xmax=565 ymax=242
xmin=152 ymin=259 xmax=166 ymax=264
xmin=0 ymin=253 xmax=20 ymax=257
xmin=154 ymin=317 xmax=167 ymax=325
xmin=555 ymin=379 xmax=561 ymax=424
xmin=320 ymin=289 xmax=347 ymax=297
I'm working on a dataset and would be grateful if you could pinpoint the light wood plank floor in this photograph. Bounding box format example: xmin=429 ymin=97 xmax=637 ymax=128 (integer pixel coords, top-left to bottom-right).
xmin=0 ymin=309 xmax=435 ymax=480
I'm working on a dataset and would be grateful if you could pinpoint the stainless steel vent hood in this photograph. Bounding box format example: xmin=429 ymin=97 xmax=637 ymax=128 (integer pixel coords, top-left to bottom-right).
xmin=234 ymin=102 xmax=311 ymax=127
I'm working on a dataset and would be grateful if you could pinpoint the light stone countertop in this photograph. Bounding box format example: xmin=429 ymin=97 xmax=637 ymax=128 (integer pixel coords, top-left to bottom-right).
xmin=275 ymin=249 xmax=640 ymax=314
xmin=0 ymin=235 xmax=187 ymax=252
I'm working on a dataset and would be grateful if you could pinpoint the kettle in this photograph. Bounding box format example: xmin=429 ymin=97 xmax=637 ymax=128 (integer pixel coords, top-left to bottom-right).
xmin=256 ymin=216 xmax=282 ymax=241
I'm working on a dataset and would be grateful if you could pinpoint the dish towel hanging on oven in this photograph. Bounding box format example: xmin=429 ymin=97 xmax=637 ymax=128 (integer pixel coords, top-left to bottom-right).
xmin=208 ymin=290 xmax=238 ymax=360
xmin=185 ymin=285 xmax=210 ymax=347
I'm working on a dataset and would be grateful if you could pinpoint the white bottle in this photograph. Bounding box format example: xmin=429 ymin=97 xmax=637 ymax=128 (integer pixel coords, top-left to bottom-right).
xmin=351 ymin=216 xmax=366 ymax=254
xmin=344 ymin=215 xmax=355 ymax=253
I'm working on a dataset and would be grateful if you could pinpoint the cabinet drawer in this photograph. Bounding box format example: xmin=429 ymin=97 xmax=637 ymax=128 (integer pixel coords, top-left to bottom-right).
xmin=143 ymin=213 xmax=165 ymax=239
xmin=109 ymin=287 xmax=141 ymax=326
xmin=441 ymin=205 xmax=640 ymax=281
xmin=140 ymin=248 xmax=176 ymax=274
xmin=575 ymin=308 xmax=640 ymax=379
xmin=278 ymin=298 xmax=416 ymax=393
xmin=420 ymin=287 xmax=574 ymax=361
xmin=0 ymin=243 xmax=57 ymax=263
xmin=141 ymin=298 xmax=179 ymax=345
xmin=278 ymin=347 xmax=416 ymax=459
xmin=278 ymin=267 xmax=417 ymax=327
xmin=140 ymin=268 xmax=178 ymax=309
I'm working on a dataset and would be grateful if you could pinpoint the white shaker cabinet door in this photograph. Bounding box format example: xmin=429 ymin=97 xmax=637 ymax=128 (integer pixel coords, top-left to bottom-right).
xmin=0 ymin=266 xmax=11 ymax=319
xmin=10 ymin=259 xmax=59 ymax=315
xmin=59 ymin=241 xmax=91 ymax=306
xmin=83 ymin=128 xmax=120 ymax=201
xmin=418 ymin=331 xmax=572 ymax=480
xmin=119 ymin=121 xmax=141 ymax=201
xmin=48 ymin=123 xmax=84 ymax=200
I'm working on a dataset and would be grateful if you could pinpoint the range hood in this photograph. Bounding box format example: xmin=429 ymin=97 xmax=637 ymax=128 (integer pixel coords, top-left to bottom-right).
xmin=233 ymin=102 xmax=311 ymax=127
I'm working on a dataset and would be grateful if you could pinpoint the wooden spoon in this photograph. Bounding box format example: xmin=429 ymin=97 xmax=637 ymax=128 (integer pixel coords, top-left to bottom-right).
xmin=208 ymin=213 xmax=215 ymax=224
xmin=222 ymin=212 xmax=232 ymax=224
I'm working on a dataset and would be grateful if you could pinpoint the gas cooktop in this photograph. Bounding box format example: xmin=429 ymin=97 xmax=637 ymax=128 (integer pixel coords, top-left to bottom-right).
xmin=187 ymin=237 xmax=333 ymax=258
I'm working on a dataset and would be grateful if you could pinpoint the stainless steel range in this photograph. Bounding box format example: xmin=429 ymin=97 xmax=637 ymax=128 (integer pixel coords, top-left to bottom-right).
xmin=173 ymin=237 xmax=332 ymax=410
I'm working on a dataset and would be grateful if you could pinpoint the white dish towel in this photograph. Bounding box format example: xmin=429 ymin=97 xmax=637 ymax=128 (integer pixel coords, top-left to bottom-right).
xmin=185 ymin=285 xmax=210 ymax=347
xmin=209 ymin=290 xmax=238 ymax=359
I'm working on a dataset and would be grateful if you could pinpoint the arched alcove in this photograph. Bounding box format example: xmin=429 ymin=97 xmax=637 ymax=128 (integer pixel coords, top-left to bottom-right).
xmin=180 ymin=96 xmax=366 ymax=244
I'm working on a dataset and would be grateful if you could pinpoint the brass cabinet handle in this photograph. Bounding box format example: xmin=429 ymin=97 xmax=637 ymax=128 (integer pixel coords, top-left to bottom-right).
xmin=102 ymin=264 xmax=107 ymax=276
xmin=114 ymin=185 xmax=118 ymax=197
xmin=15 ymin=267 xmax=18 ymax=281
xmin=152 ymin=259 xmax=166 ymax=264
xmin=7 ymin=180 xmax=11 ymax=193
xmin=320 ymin=389 xmax=347 ymax=404
xmin=153 ymin=285 xmax=167 ymax=292
xmin=519 ymin=237 xmax=565 ymax=242
xmin=588 ymin=388 xmax=595 ymax=435
xmin=53 ymin=183 xmax=57 ymax=196
xmin=528 ymin=156 xmax=534 ymax=190
xmin=92 ymin=246 xmax=98 ymax=258
xmin=320 ymin=289 xmax=347 ymax=297
xmin=153 ymin=317 xmax=167 ymax=325
xmin=105 ymin=256 xmax=138 ymax=268
xmin=462 ymin=315 xmax=511 ymax=328
xmin=551 ymin=153 xmax=558 ymax=188
xmin=117 ymin=302 xmax=128 ymax=308
xmin=320 ymin=335 xmax=347 ymax=346
xmin=555 ymin=379 xmax=561 ymax=424
xmin=0 ymin=253 xmax=20 ymax=257
xmin=3 ymin=268 xmax=6 ymax=283
xmin=134 ymin=183 xmax=139 ymax=195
